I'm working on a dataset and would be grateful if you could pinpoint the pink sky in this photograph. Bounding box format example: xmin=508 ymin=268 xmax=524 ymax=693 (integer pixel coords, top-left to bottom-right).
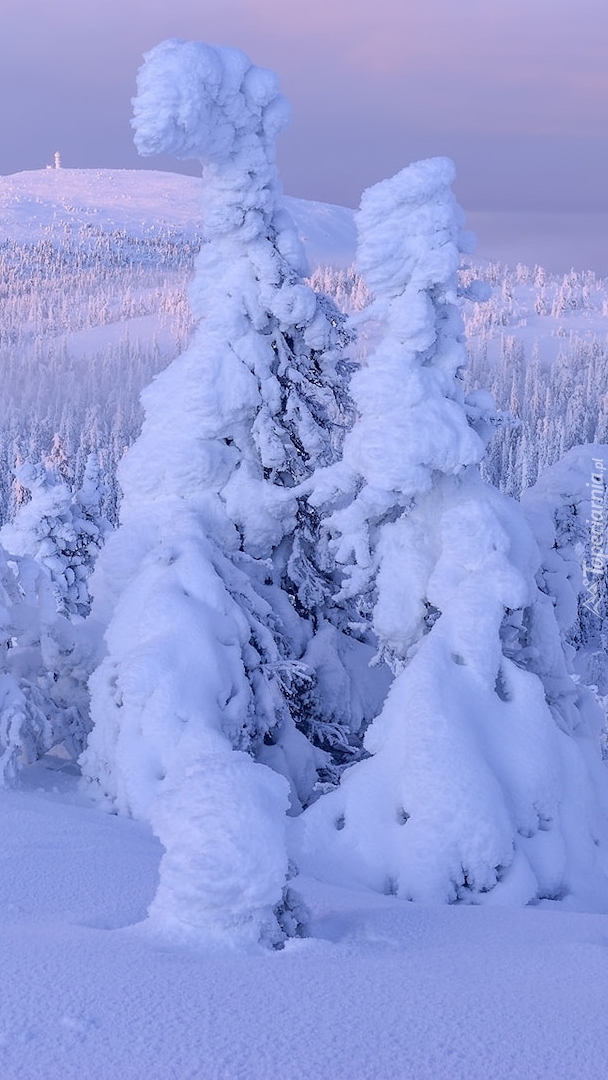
xmin=2 ymin=0 xmax=607 ymax=214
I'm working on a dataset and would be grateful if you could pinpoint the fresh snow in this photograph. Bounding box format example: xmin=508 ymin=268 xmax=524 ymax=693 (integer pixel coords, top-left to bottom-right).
xmin=1 ymin=758 xmax=608 ymax=1079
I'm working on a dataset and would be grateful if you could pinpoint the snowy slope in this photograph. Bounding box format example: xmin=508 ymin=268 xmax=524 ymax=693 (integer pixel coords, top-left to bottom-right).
xmin=1 ymin=757 xmax=607 ymax=1080
xmin=0 ymin=168 xmax=357 ymax=269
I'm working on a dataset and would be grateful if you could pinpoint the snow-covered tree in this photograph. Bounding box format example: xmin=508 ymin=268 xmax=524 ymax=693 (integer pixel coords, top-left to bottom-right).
xmin=308 ymin=158 xmax=486 ymax=638
xmin=296 ymin=159 xmax=608 ymax=909
xmin=44 ymin=432 xmax=71 ymax=484
xmin=0 ymin=543 xmax=87 ymax=784
xmin=80 ymin=39 xmax=362 ymax=945
xmin=1 ymin=457 xmax=110 ymax=619
xmin=0 ymin=455 xmax=109 ymax=779
xmin=522 ymin=445 xmax=608 ymax=717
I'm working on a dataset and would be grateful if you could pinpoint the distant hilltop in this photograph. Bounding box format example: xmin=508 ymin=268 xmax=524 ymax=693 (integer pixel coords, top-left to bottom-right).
xmin=0 ymin=167 xmax=358 ymax=270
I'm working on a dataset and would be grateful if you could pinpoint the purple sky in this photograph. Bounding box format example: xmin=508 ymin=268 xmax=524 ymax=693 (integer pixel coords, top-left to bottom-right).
xmin=2 ymin=0 xmax=608 ymax=213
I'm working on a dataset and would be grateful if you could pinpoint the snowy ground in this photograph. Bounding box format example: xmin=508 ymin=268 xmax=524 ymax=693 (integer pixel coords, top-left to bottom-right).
xmin=0 ymin=756 xmax=606 ymax=1080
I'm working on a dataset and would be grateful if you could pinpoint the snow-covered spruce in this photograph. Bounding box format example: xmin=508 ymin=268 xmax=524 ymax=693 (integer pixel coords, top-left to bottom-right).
xmin=521 ymin=445 xmax=608 ymax=728
xmin=1 ymin=455 xmax=110 ymax=619
xmin=0 ymin=453 xmax=108 ymax=781
xmin=0 ymin=459 xmax=110 ymax=775
xmin=129 ymin=39 xmax=374 ymax=776
xmin=3 ymin=177 xmax=608 ymax=526
xmin=0 ymin=543 xmax=89 ymax=783
xmin=296 ymin=159 xmax=608 ymax=909
xmin=80 ymin=40 xmax=360 ymax=945
xmin=309 ymin=158 xmax=487 ymax=638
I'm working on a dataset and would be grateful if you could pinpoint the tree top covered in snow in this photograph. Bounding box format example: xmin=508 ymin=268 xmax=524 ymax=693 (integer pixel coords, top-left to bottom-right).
xmin=132 ymin=39 xmax=289 ymax=165
xmin=356 ymin=156 xmax=474 ymax=300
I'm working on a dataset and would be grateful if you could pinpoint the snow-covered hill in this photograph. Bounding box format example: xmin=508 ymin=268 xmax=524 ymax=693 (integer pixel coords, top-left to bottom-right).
xmin=0 ymin=168 xmax=358 ymax=269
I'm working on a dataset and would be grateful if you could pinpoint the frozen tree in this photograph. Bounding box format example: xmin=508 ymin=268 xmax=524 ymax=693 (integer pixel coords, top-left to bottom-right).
xmin=81 ymin=39 xmax=360 ymax=946
xmin=44 ymin=433 xmax=71 ymax=483
xmin=1 ymin=458 xmax=110 ymax=619
xmin=309 ymin=158 xmax=486 ymax=638
xmin=72 ymin=453 xmax=113 ymax=606
xmin=296 ymin=160 xmax=608 ymax=909
xmin=0 ymin=460 xmax=107 ymax=772
xmin=0 ymin=544 xmax=86 ymax=784
xmin=522 ymin=445 xmax=608 ymax=709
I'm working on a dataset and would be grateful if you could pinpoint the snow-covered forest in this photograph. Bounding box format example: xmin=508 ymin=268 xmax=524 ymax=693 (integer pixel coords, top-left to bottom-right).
xmin=2 ymin=36 xmax=608 ymax=1080
xmin=2 ymin=197 xmax=608 ymax=525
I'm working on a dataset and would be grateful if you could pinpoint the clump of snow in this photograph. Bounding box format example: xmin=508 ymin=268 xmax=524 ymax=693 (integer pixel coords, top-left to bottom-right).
xmin=132 ymin=39 xmax=290 ymax=167
xmin=148 ymin=751 xmax=291 ymax=947
xmin=311 ymin=158 xmax=485 ymax=613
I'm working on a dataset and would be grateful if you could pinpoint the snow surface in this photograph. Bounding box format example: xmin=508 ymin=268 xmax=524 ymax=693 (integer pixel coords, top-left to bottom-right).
xmin=1 ymin=757 xmax=608 ymax=1080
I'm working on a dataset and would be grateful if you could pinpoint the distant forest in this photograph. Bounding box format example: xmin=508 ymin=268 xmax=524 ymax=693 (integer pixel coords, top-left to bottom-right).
xmin=1 ymin=224 xmax=607 ymax=521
